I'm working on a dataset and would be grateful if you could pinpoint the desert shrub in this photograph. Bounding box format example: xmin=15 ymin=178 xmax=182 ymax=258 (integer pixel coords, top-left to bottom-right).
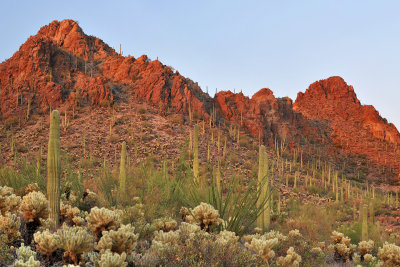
xmin=96 ymin=251 xmax=127 ymax=267
xmin=0 ymin=234 xmax=12 ymax=264
xmin=12 ymin=256 xmax=40 ymax=267
xmin=143 ymin=229 xmax=263 ymax=266
xmin=182 ymin=202 xmax=223 ymax=231
xmin=244 ymin=235 xmax=279 ymax=265
xmin=86 ymin=207 xmax=121 ymax=239
xmin=15 ymin=243 xmax=37 ymax=262
xmin=377 ymin=242 xmax=400 ymax=266
xmin=328 ymin=231 xmax=356 ymax=263
xmin=276 ymin=247 xmax=302 ymax=267
xmin=33 ymin=229 xmax=60 ymax=260
xmin=95 ymin=224 xmax=138 ymax=255
xmin=19 ymin=191 xmax=49 ymax=223
xmin=57 ymin=225 xmax=95 ymax=264
xmin=0 ymin=212 xmax=21 ymax=244
xmin=151 ymin=217 xmax=178 ymax=232
xmin=0 ymin=185 xmax=21 ymax=214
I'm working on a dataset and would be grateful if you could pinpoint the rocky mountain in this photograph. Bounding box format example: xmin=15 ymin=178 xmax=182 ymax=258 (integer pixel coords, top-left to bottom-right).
xmin=294 ymin=77 xmax=400 ymax=180
xmin=0 ymin=19 xmax=399 ymax=183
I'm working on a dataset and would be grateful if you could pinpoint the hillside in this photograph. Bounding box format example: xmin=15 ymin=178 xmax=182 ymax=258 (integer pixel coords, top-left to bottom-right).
xmin=0 ymin=19 xmax=399 ymax=187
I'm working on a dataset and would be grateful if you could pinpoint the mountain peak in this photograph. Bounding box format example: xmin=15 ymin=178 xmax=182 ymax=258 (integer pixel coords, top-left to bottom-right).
xmin=295 ymin=76 xmax=360 ymax=106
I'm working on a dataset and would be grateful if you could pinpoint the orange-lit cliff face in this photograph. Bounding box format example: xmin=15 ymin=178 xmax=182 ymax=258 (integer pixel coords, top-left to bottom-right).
xmin=294 ymin=76 xmax=400 ymax=177
xmin=0 ymin=19 xmax=211 ymax=119
xmin=0 ymin=19 xmax=399 ymax=182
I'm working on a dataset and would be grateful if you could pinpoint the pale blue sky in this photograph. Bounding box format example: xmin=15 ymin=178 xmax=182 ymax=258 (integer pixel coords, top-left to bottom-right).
xmin=1 ymin=1 xmax=399 ymax=129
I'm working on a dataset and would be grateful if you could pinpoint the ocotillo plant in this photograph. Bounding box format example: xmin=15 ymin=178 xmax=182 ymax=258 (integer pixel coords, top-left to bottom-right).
xmin=193 ymin=124 xmax=199 ymax=183
xmin=119 ymin=141 xmax=127 ymax=194
xmin=47 ymin=110 xmax=61 ymax=227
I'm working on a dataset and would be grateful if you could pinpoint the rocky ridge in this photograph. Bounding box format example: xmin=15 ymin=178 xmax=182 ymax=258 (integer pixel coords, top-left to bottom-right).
xmin=0 ymin=19 xmax=399 ymax=183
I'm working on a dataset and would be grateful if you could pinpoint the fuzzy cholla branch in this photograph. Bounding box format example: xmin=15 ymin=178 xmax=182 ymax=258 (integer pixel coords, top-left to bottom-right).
xmin=57 ymin=225 xmax=94 ymax=264
xmin=86 ymin=207 xmax=121 ymax=238
xmin=15 ymin=243 xmax=37 ymax=262
xmin=187 ymin=202 xmax=223 ymax=230
xmin=12 ymin=256 xmax=40 ymax=267
xmin=95 ymin=224 xmax=138 ymax=255
xmin=95 ymin=251 xmax=127 ymax=267
xmin=0 ymin=212 xmax=21 ymax=243
xmin=0 ymin=186 xmax=21 ymax=215
xmin=358 ymin=240 xmax=374 ymax=256
xmin=245 ymin=236 xmax=278 ymax=264
xmin=33 ymin=229 xmax=60 ymax=259
xmin=276 ymin=247 xmax=302 ymax=267
xmin=19 ymin=191 xmax=49 ymax=223
xmin=377 ymin=242 xmax=400 ymax=267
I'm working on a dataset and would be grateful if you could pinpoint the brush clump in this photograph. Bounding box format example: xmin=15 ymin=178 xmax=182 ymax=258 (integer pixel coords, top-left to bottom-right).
xmin=86 ymin=207 xmax=121 ymax=238
xmin=276 ymin=247 xmax=302 ymax=267
xmin=0 ymin=212 xmax=21 ymax=243
xmin=19 ymin=191 xmax=49 ymax=223
xmin=33 ymin=229 xmax=60 ymax=259
xmin=57 ymin=225 xmax=94 ymax=264
xmin=0 ymin=185 xmax=21 ymax=214
xmin=377 ymin=242 xmax=400 ymax=266
xmin=95 ymin=224 xmax=138 ymax=255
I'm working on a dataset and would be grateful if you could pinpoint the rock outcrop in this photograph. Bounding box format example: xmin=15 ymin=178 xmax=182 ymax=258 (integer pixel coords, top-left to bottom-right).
xmin=294 ymin=76 xmax=400 ymax=175
xmin=0 ymin=19 xmax=211 ymax=120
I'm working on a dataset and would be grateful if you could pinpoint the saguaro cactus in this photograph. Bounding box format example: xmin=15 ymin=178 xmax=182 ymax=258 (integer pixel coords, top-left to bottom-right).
xmin=119 ymin=142 xmax=127 ymax=194
xmin=193 ymin=125 xmax=199 ymax=182
xmin=47 ymin=110 xmax=61 ymax=227
xmin=257 ymin=145 xmax=270 ymax=230
xmin=361 ymin=204 xmax=369 ymax=241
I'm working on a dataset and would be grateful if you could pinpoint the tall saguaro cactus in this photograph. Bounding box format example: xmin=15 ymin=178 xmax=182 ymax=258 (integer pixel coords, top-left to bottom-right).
xmin=193 ymin=124 xmax=199 ymax=183
xmin=47 ymin=110 xmax=61 ymax=227
xmin=119 ymin=141 xmax=127 ymax=194
xmin=257 ymin=145 xmax=270 ymax=230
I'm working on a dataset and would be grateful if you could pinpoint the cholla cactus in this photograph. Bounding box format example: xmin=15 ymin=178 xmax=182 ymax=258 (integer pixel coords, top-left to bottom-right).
xmin=60 ymin=203 xmax=84 ymax=226
xmin=363 ymin=253 xmax=376 ymax=263
xmin=377 ymin=242 xmax=400 ymax=266
xmin=121 ymin=203 xmax=144 ymax=224
xmin=189 ymin=202 xmax=223 ymax=230
xmin=276 ymin=247 xmax=302 ymax=267
xmin=0 ymin=185 xmax=21 ymax=214
xmin=95 ymin=251 xmax=127 ymax=267
xmin=33 ymin=229 xmax=60 ymax=259
xmin=358 ymin=240 xmax=374 ymax=256
xmin=176 ymin=222 xmax=201 ymax=237
xmin=263 ymin=230 xmax=288 ymax=242
xmin=86 ymin=207 xmax=121 ymax=238
xmin=244 ymin=236 xmax=278 ymax=264
xmin=12 ymin=256 xmax=40 ymax=267
xmin=329 ymin=231 xmax=356 ymax=262
xmin=151 ymin=230 xmax=179 ymax=250
xmin=152 ymin=217 xmax=177 ymax=232
xmin=216 ymin=230 xmax=239 ymax=245
xmin=19 ymin=191 xmax=49 ymax=223
xmin=288 ymin=229 xmax=302 ymax=239
xmin=15 ymin=243 xmax=37 ymax=262
xmin=0 ymin=212 xmax=21 ymax=243
xmin=95 ymin=224 xmax=138 ymax=255
xmin=21 ymin=183 xmax=40 ymax=196
xmin=310 ymin=247 xmax=324 ymax=256
xmin=57 ymin=225 xmax=95 ymax=264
